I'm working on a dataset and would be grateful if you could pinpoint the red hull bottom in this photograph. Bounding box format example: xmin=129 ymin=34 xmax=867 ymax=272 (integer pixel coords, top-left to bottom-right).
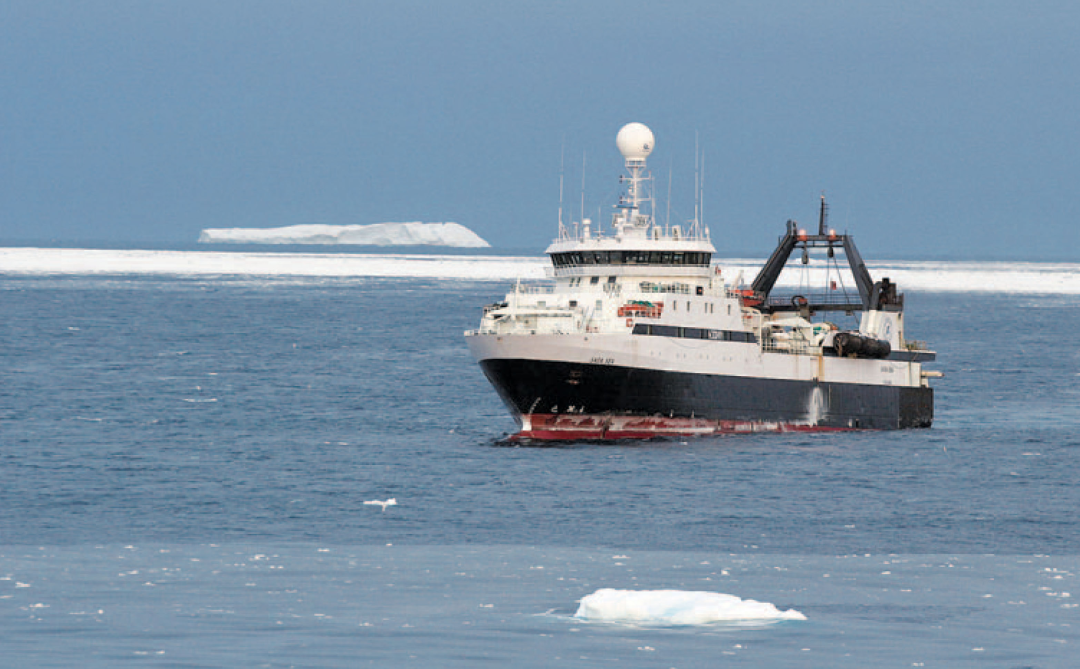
xmin=513 ymin=413 xmax=854 ymax=441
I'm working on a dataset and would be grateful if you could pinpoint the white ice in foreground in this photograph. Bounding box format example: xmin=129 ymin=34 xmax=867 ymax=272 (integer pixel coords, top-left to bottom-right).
xmin=363 ymin=499 xmax=397 ymax=511
xmin=574 ymin=588 xmax=806 ymax=625
xmin=198 ymin=222 xmax=490 ymax=248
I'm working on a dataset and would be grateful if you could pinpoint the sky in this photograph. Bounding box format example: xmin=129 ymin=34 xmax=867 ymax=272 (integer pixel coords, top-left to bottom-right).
xmin=1 ymin=0 xmax=1077 ymax=258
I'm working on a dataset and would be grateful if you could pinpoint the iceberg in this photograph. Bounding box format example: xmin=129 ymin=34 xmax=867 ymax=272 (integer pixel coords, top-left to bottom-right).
xmin=573 ymin=588 xmax=806 ymax=625
xmin=197 ymin=222 xmax=490 ymax=248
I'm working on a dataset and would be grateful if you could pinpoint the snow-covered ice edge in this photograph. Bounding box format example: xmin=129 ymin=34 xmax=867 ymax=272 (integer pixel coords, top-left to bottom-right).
xmin=1 ymin=248 xmax=1079 ymax=294
xmin=0 ymin=249 xmax=538 ymax=281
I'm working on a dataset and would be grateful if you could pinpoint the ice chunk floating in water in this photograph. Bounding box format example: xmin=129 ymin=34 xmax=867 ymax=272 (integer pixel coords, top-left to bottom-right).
xmin=574 ymin=589 xmax=806 ymax=625
xmin=198 ymin=222 xmax=490 ymax=247
xmin=362 ymin=497 xmax=397 ymax=512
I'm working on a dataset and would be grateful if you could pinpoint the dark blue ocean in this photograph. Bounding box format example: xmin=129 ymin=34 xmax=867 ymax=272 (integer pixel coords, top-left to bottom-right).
xmin=2 ymin=272 xmax=1079 ymax=667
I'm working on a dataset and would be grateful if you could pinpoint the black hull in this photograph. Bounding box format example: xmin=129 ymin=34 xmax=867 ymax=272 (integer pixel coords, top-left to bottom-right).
xmin=479 ymin=359 xmax=933 ymax=433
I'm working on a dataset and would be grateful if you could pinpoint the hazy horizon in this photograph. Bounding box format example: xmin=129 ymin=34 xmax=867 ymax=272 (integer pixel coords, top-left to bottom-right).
xmin=2 ymin=1 xmax=1077 ymax=260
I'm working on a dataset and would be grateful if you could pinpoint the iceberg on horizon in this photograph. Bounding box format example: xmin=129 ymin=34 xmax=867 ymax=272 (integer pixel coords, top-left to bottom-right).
xmin=197 ymin=222 xmax=490 ymax=248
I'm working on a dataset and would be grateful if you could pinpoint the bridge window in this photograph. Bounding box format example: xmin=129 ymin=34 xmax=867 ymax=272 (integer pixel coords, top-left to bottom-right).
xmin=552 ymin=251 xmax=711 ymax=267
xmin=631 ymin=324 xmax=758 ymax=344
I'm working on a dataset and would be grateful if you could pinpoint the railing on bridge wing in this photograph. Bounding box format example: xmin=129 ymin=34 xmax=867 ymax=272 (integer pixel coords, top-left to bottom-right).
xmin=765 ymin=291 xmax=864 ymax=311
xmin=512 ymin=284 xmax=557 ymax=295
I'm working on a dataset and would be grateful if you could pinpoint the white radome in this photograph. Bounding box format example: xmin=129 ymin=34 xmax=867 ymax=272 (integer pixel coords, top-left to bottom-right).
xmin=616 ymin=122 xmax=655 ymax=161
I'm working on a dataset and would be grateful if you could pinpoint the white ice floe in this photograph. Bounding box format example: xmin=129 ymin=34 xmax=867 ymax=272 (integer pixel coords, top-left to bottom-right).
xmin=1 ymin=248 xmax=1079 ymax=294
xmin=364 ymin=499 xmax=397 ymax=512
xmin=0 ymin=248 xmax=540 ymax=280
xmin=573 ymin=588 xmax=806 ymax=625
xmin=720 ymin=258 xmax=1080 ymax=296
xmin=198 ymin=222 xmax=490 ymax=248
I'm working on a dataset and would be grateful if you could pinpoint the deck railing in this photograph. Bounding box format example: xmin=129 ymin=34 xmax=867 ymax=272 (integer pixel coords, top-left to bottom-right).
xmin=548 ymin=265 xmax=711 ymax=279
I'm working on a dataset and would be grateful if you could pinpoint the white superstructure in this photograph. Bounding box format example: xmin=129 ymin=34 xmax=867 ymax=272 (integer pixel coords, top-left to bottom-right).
xmin=466 ymin=123 xmax=936 ymax=439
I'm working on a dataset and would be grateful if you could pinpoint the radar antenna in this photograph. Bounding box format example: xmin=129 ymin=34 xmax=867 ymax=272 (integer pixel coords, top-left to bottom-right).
xmin=614 ymin=122 xmax=655 ymax=236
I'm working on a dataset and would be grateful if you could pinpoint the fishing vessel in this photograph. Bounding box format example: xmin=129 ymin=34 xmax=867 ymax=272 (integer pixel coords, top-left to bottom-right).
xmin=465 ymin=123 xmax=936 ymax=440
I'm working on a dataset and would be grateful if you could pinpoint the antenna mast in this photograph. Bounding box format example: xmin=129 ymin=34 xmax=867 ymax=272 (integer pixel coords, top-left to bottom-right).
xmin=818 ymin=192 xmax=829 ymax=235
xmin=557 ymin=142 xmax=566 ymax=237
xmin=580 ymin=151 xmax=587 ymax=229
xmin=614 ymin=123 xmax=655 ymax=234
xmin=699 ymin=148 xmax=706 ymax=234
xmin=693 ymin=131 xmax=701 ymax=228
xmin=666 ymin=161 xmax=672 ymax=230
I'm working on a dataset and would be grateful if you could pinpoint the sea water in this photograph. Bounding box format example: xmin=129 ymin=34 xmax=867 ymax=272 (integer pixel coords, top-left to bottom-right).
xmin=2 ymin=259 xmax=1079 ymax=667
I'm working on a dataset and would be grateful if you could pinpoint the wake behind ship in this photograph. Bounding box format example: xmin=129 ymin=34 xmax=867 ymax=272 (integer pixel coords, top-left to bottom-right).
xmin=466 ymin=123 xmax=937 ymax=440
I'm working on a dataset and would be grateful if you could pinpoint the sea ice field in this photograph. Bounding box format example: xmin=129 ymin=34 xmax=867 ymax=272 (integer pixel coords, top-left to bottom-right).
xmin=2 ymin=251 xmax=1079 ymax=667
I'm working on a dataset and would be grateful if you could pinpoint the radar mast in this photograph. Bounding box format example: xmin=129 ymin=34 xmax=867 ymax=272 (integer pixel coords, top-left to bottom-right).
xmin=614 ymin=122 xmax=655 ymax=238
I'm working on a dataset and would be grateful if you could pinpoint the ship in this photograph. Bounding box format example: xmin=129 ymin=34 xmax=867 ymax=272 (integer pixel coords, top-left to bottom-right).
xmin=465 ymin=123 xmax=937 ymax=440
